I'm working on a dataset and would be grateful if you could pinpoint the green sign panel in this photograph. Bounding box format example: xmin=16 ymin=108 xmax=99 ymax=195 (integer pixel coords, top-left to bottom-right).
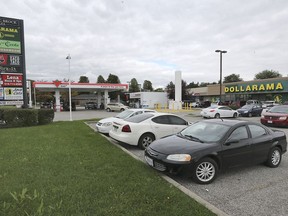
xmin=0 ymin=40 xmax=21 ymax=54
xmin=225 ymin=80 xmax=288 ymax=94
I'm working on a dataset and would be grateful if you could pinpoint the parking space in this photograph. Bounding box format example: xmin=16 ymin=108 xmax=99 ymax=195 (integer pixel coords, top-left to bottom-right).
xmin=58 ymin=109 xmax=288 ymax=216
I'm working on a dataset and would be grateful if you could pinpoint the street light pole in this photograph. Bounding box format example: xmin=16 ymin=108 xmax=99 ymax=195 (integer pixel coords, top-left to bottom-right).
xmin=66 ymin=54 xmax=72 ymax=121
xmin=215 ymin=50 xmax=227 ymax=103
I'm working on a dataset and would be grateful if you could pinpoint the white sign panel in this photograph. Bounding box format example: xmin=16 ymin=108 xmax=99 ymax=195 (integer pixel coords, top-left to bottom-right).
xmin=4 ymin=87 xmax=23 ymax=100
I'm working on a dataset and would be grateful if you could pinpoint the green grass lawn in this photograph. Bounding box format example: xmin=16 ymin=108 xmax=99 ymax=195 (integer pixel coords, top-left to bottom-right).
xmin=0 ymin=121 xmax=215 ymax=216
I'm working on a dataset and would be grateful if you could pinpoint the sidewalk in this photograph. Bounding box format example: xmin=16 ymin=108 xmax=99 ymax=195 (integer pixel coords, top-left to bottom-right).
xmin=53 ymin=109 xmax=202 ymax=122
xmin=53 ymin=109 xmax=116 ymax=121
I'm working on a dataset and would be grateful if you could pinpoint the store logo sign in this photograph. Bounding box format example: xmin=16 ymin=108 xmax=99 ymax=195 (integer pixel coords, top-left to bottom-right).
xmin=225 ymin=82 xmax=284 ymax=93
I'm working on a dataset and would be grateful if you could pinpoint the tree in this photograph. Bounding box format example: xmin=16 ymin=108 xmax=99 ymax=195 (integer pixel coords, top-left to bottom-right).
xmin=143 ymin=80 xmax=153 ymax=92
xmin=254 ymin=70 xmax=282 ymax=80
xmin=199 ymin=82 xmax=216 ymax=87
xmin=187 ymin=82 xmax=199 ymax=88
xmin=166 ymin=81 xmax=175 ymax=100
xmin=166 ymin=80 xmax=189 ymax=100
xmin=106 ymin=73 xmax=120 ymax=83
xmin=223 ymin=74 xmax=243 ymax=83
xmin=129 ymin=78 xmax=140 ymax=92
xmin=97 ymin=75 xmax=105 ymax=83
xmin=106 ymin=74 xmax=120 ymax=100
xmin=154 ymin=88 xmax=164 ymax=92
xmin=79 ymin=76 xmax=89 ymax=83
xmin=181 ymin=80 xmax=189 ymax=100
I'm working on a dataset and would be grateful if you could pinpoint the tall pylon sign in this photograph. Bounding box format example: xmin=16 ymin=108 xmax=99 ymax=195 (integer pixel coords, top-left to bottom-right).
xmin=0 ymin=16 xmax=27 ymax=107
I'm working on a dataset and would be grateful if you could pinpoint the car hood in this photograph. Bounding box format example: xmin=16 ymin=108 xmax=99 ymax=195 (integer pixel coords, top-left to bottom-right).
xmin=237 ymin=108 xmax=251 ymax=112
xmin=149 ymin=134 xmax=216 ymax=155
xmin=98 ymin=117 xmax=118 ymax=123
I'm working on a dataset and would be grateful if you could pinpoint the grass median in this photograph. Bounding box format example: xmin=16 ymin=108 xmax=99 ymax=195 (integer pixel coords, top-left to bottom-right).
xmin=0 ymin=120 xmax=215 ymax=216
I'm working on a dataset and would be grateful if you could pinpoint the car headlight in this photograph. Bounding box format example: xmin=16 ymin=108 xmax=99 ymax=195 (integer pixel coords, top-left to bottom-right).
xmin=244 ymin=111 xmax=248 ymax=113
xmin=279 ymin=116 xmax=287 ymax=120
xmin=167 ymin=154 xmax=191 ymax=162
xmin=102 ymin=122 xmax=112 ymax=127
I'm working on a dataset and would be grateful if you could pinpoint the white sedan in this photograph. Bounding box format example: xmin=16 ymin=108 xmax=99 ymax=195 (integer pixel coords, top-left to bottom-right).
xmin=96 ymin=108 xmax=156 ymax=134
xmin=109 ymin=112 xmax=190 ymax=149
xmin=200 ymin=105 xmax=238 ymax=118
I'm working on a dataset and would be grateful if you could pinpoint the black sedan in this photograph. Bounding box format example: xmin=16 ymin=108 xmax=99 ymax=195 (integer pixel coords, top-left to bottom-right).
xmin=145 ymin=119 xmax=287 ymax=184
xmin=237 ymin=104 xmax=263 ymax=117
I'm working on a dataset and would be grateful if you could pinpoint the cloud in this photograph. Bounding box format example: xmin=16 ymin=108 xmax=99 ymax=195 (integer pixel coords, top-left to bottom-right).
xmin=1 ymin=0 xmax=288 ymax=89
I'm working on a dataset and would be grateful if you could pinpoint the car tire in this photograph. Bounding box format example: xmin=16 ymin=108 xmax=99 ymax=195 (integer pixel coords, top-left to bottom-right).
xmin=192 ymin=157 xmax=218 ymax=184
xmin=214 ymin=113 xmax=220 ymax=118
xmin=138 ymin=133 xmax=155 ymax=150
xmin=107 ymin=108 xmax=111 ymax=112
xmin=233 ymin=113 xmax=238 ymax=118
xmin=248 ymin=112 xmax=252 ymax=117
xmin=266 ymin=147 xmax=282 ymax=168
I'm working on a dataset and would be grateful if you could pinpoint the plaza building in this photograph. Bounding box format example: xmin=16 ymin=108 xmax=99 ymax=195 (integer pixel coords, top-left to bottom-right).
xmin=188 ymin=77 xmax=288 ymax=106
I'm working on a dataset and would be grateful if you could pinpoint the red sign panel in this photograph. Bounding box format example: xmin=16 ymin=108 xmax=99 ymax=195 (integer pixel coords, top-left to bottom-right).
xmin=0 ymin=54 xmax=8 ymax=65
xmin=1 ymin=74 xmax=23 ymax=86
xmin=0 ymin=54 xmax=21 ymax=66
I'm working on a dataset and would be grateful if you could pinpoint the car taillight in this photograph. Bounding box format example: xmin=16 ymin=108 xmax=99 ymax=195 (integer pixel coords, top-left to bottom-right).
xmin=122 ymin=125 xmax=131 ymax=132
xmin=209 ymin=109 xmax=215 ymax=112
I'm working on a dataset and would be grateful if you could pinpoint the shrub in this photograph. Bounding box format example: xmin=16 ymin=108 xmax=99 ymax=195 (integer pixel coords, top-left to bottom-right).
xmin=0 ymin=108 xmax=54 ymax=128
xmin=3 ymin=109 xmax=38 ymax=127
xmin=38 ymin=109 xmax=55 ymax=125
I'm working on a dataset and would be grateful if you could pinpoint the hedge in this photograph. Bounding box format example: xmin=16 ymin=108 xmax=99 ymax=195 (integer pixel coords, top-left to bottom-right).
xmin=0 ymin=108 xmax=54 ymax=128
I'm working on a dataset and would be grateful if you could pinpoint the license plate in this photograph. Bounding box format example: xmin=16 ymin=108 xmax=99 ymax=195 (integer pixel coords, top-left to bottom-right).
xmin=145 ymin=156 xmax=154 ymax=167
xmin=268 ymin=120 xmax=273 ymax=123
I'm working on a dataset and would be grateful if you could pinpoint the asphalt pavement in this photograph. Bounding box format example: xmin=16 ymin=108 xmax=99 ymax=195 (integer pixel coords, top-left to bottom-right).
xmin=54 ymin=108 xmax=288 ymax=216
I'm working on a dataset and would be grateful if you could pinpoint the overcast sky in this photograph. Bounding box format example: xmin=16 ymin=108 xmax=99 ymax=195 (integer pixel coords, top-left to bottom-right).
xmin=1 ymin=0 xmax=288 ymax=88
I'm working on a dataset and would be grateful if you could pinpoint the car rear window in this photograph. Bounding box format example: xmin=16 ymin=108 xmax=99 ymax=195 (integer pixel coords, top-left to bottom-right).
xmin=126 ymin=113 xmax=154 ymax=123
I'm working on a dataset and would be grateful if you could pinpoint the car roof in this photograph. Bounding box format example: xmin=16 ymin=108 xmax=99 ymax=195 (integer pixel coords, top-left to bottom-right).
xmin=125 ymin=112 xmax=183 ymax=123
xmin=127 ymin=108 xmax=156 ymax=112
xmin=201 ymin=119 xmax=249 ymax=126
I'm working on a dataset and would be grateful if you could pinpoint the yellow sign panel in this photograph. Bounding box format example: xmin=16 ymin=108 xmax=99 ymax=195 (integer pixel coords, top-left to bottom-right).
xmin=225 ymin=82 xmax=284 ymax=93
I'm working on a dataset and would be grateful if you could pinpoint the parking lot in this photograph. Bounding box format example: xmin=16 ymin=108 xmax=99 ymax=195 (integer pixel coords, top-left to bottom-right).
xmin=56 ymin=109 xmax=288 ymax=216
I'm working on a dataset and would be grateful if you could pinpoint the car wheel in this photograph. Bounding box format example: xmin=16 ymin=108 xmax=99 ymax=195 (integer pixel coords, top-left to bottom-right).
xmin=266 ymin=147 xmax=282 ymax=168
xmin=233 ymin=113 xmax=238 ymax=118
xmin=248 ymin=112 xmax=252 ymax=117
xmin=107 ymin=108 xmax=111 ymax=112
xmin=138 ymin=133 xmax=155 ymax=150
xmin=192 ymin=157 xmax=218 ymax=184
xmin=214 ymin=113 xmax=220 ymax=118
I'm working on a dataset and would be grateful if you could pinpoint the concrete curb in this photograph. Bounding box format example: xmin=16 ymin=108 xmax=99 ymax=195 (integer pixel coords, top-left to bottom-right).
xmin=86 ymin=122 xmax=229 ymax=216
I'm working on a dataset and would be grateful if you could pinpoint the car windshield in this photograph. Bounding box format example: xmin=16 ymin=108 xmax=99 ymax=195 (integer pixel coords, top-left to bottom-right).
xmin=246 ymin=100 xmax=255 ymax=104
xmin=115 ymin=110 xmax=134 ymax=119
xmin=268 ymin=106 xmax=288 ymax=114
xmin=241 ymin=105 xmax=253 ymax=109
xmin=264 ymin=101 xmax=274 ymax=105
xmin=179 ymin=121 xmax=230 ymax=143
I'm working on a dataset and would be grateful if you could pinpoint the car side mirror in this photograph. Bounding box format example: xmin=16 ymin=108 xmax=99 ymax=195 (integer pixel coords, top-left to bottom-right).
xmin=225 ymin=138 xmax=239 ymax=145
